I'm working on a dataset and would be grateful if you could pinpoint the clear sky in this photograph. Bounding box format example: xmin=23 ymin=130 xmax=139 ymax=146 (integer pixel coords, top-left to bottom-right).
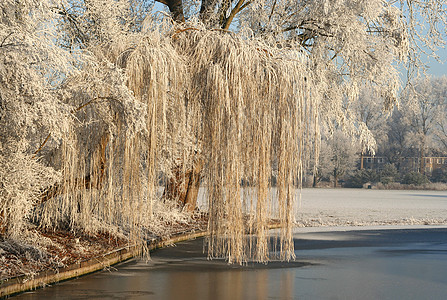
xmin=424 ymin=47 xmax=447 ymax=77
xmin=398 ymin=47 xmax=446 ymax=85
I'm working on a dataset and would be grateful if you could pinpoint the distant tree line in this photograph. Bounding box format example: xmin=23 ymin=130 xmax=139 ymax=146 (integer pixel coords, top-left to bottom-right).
xmin=310 ymin=76 xmax=447 ymax=188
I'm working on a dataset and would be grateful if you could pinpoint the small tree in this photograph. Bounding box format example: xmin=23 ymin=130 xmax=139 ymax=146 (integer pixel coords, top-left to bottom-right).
xmin=379 ymin=164 xmax=400 ymax=184
xmin=345 ymin=169 xmax=379 ymax=188
xmin=319 ymin=131 xmax=358 ymax=188
xmin=431 ymin=168 xmax=447 ymax=183
xmin=431 ymin=77 xmax=447 ymax=153
xmin=380 ymin=109 xmax=418 ymax=170
xmin=401 ymin=172 xmax=430 ymax=185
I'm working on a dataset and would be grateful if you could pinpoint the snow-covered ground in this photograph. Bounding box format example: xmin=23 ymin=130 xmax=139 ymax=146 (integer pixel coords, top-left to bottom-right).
xmin=197 ymin=188 xmax=447 ymax=227
xmin=295 ymin=188 xmax=447 ymax=227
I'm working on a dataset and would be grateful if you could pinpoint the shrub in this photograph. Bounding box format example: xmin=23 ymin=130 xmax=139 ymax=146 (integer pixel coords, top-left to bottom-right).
xmin=375 ymin=182 xmax=447 ymax=190
xmin=431 ymin=168 xmax=447 ymax=183
xmin=379 ymin=164 xmax=399 ymax=184
xmin=345 ymin=169 xmax=379 ymax=188
xmin=401 ymin=172 xmax=430 ymax=185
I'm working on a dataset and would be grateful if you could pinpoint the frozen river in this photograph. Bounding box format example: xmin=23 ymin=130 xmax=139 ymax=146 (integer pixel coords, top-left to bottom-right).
xmin=16 ymin=227 xmax=447 ymax=300
xmin=15 ymin=189 xmax=447 ymax=299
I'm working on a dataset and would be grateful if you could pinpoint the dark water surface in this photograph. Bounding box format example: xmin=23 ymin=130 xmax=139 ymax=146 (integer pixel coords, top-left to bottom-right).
xmin=16 ymin=228 xmax=447 ymax=300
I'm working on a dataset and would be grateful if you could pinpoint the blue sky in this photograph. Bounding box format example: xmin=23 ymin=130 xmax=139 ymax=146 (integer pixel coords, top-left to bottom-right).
xmin=424 ymin=47 xmax=447 ymax=77
xmin=398 ymin=47 xmax=446 ymax=85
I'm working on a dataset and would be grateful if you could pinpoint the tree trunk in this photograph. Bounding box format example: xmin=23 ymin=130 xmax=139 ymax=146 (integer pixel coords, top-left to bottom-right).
xmin=333 ymin=171 xmax=338 ymax=188
xmin=199 ymin=0 xmax=218 ymax=24
xmin=163 ymin=159 xmax=203 ymax=212
xmin=312 ymin=174 xmax=319 ymax=188
xmin=159 ymin=0 xmax=223 ymax=212
xmin=420 ymin=147 xmax=425 ymax=174
xmin=0 ymin=212 xmax=6 ymax=236
xmin=183 ymin=160 xmax=203 ymax=211
xmin=160 ymin=0 xmax=185 ymax=22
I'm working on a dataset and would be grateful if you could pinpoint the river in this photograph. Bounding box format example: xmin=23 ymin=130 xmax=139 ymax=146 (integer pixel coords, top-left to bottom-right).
xmin=15 ymin=189 xmax=447 ymax=299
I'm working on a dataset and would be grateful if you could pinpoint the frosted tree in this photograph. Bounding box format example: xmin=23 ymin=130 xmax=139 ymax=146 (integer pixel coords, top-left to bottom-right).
xmin=318 ymin=131 xmax=358 ymax=187
xmin=431 ymin=76 xmax=447 ymax=152
xmin=352 ymin=87 xmax=390 ymax=154
xmin=400 ymin=76 xmax=447 ymax=172
xmin=149 ymin=0 xmax=445 ymax=262
xmin=380 ymin=109 xmax=415 ymax=169
xmin=0 ymin=0 xmax=147 ymax=237
xmin=0 ymin=0 xmax=74 ymax=237
xmin=1 ymin=0 xmax=446 ymax=264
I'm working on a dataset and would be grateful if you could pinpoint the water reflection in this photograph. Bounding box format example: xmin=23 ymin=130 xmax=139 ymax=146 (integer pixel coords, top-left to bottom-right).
xmin=148 ymin=266 xmax=293 ymax=300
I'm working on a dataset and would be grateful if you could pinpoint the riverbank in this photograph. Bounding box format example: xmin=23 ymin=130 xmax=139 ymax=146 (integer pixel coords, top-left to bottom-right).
xmin=0 ymin=218 xmax=208 ymax=298
xmin=14 ymin=226 xmax=447 ymax=300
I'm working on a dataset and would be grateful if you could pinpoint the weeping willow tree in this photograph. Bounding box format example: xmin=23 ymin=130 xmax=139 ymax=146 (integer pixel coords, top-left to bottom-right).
xmin=0 ymin=0 xmax=446 ymax=264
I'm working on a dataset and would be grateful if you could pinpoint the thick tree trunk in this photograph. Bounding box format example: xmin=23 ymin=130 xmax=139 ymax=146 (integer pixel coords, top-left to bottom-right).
xmin=163 ymin=159 xmax=203 ymax=212
xmin=167 ymin=0 xmax=185 ymax=22
xmin=157 ymin=0 xmax=185 ymax=22
xmin=183 ymin=160 xmax=203 ymax=211
xmin=157 ymin=0 xmax=228 ymax=212
xmin=0 ymin=212 xmax=6 ymax=235
xmin=199 ymin=0 xmax=219 ymax=24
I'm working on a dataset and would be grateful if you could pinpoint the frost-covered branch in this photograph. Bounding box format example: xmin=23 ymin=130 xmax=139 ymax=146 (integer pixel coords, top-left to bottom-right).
xmin=1 ymin=0 xmax=446 ymax=265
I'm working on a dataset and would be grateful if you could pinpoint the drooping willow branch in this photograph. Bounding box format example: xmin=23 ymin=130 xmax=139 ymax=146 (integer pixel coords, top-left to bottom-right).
xmin=37 ymin=133 xmax=110 ymax=205
xmin=33 ymin=96 xmax=115 ymax=157
xmin=0 ymin=32 xmax=14 ymax=48
xmin=34 ymin=97 xmax=115 ymax=206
